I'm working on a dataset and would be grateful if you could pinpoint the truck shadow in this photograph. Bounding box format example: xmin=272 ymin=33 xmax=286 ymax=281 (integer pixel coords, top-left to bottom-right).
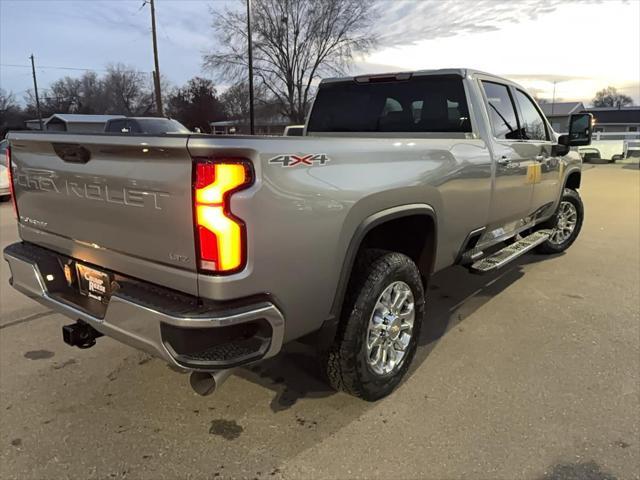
xmin=236 ymin=344 xmax=334 ymax=412
xmin=237 ymin=252 xmax=555 ymax=411
xmin=420 ymin=264 xmax=525 ymax=346
xmin=411 ymin=251 xmax=561 ymax=379
xmin=622 ymin=163 xmax=639 ymax=170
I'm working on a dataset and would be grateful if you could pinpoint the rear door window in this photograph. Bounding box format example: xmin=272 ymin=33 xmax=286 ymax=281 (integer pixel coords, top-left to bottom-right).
xmin=514 ymin=89 xmax=549 ymax=141
xmin=126 ymin=120 xmax=142 ymax=134
xmin=134 ymin=119 xmax=190 ymax=134
xmin=106 ymin=120 xmax=128 ymax=133
xmin=307 ymin=75 xmax=471 ymax=133
xmin=481 ymin=81 xmax=521 ymax=140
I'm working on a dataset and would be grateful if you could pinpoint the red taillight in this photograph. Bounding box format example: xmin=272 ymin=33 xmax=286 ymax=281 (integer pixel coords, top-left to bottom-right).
xmin=5 ymin=146 xmax=18 ymax=217
xmin=193 ymin=160 xmax=252 ymax=273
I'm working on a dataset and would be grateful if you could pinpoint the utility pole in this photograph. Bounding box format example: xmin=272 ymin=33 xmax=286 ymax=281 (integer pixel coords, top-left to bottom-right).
xmin=148 ymin=0 xmax=164 ymax=116
xmin=551 ymin=81 xmax=557 ymax=116
xmin=29 ymin=54 xmax=43 ymax=130
xmin=246 ymin=0 xmax=255 ymax=134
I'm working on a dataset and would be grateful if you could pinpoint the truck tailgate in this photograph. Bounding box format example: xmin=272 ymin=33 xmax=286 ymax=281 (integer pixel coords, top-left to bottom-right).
xmin=8 ymin=133 xmax=198 ymax=295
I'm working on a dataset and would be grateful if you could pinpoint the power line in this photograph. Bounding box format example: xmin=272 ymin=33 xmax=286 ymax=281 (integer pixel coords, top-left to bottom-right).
xmin=1 ymin=63 xmax=150 ymax=74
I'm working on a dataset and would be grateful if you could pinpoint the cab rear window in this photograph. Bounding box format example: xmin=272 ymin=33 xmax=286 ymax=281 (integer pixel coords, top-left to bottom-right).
xmin=307 ymin=75 xmax=471 ymax=133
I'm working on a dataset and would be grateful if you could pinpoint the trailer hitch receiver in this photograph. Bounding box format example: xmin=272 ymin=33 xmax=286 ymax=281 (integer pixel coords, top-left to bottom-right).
xmin=62 ymin=320 xmax=103 ymax=349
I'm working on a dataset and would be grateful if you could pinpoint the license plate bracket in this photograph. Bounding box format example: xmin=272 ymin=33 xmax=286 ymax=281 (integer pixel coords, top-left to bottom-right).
xmin=75 ymin=263 xmax=112 ymax=303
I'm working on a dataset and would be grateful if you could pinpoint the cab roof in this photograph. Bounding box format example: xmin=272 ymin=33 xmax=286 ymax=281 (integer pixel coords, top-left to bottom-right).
xmin=321 ymin=68 xmax=519 ymax=88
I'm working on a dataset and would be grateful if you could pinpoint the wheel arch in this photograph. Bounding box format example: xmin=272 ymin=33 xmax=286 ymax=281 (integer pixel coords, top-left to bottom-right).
xmin=316 ymin=204 xmax=437 ymax=349
xmin=565 ymin=168 xmax=581 ymax=190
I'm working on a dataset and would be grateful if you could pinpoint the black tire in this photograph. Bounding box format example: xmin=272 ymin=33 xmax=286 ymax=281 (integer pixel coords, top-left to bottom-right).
xmin=536 ymin=188 xmax=584 ymax=254
xmin=322 ymin=250 xmax=425 ymax=401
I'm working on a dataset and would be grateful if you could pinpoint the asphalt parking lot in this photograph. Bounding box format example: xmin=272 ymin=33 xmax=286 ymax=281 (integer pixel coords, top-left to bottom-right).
xmin=0 ymin=163 xmax=638 ymax=480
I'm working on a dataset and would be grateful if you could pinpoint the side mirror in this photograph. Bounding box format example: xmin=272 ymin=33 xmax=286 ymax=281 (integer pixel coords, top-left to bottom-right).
xmin=568 ymin=113 xmax=593 ymax=146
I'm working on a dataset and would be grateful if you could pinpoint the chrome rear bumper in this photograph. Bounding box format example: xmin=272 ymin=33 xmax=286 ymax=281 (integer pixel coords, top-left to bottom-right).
xmin=3 ymin=242 xmax=285 ymax=371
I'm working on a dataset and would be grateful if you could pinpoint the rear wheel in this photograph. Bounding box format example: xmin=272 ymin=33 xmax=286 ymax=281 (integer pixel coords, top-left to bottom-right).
xmin=323 ymin=250 xmax=425 ymax=401
xmin=536 ymin=188 xmax=584 ymax=254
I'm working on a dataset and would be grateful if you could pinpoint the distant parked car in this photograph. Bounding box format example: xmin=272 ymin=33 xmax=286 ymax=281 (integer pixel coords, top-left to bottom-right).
xmin=0 ymin=140 xmax=11 ymax=200
xmin=104 ymin=117 xmax=190 ymax=135
xmin=578 ymin=131 xmax=640 ymax=163
xmin=283 ymin=125 xmax=304 ymax=136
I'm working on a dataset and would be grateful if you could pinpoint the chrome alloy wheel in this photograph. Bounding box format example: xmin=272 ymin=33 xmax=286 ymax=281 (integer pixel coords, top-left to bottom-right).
xmin=365 ymin=281 xmax=415 ymax=376
xmin=549 ymin=200 xmax=578 ymax=245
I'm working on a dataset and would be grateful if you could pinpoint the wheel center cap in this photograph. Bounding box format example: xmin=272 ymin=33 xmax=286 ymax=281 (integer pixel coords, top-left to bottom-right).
xmin=558 ymin=215 xmax=568 ymax=228
xmin=385 ymin=315 xmax=402 ymax=339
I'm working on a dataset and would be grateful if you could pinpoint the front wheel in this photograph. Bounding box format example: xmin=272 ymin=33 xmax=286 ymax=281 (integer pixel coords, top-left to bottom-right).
xmin=322 ymin=250 xmax=425 ymax=401
xmin=536 ymin=188 xmax=584 ymax=254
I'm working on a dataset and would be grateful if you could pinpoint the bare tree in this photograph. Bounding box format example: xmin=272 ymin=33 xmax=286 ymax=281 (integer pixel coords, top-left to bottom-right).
xmin=204 ymin=0 xmax=377 ymax=123
xmin=592 ymin=86 xmax=633 ymax=109
xmin=0 ymin=89 xmax=18 ymax=115
xmin=1 ymin=89 xmax=28 ymax=136
xmin=103 ymin=64 xmax=155 ymax=116
xmin=220 ymin=82 xmax=270 ymax=120
xmin=21 ymin=65 xmax=158 ymax=118
xmin=221 ymin=82 xmax=252 ymax=120
xmin=167 ymin=77 xmax=227 ymax=132
xmin=76 ymin=71 xmax=109 ymax=114
xmin=24 ymin=73 xmax=104 ymax=116
xmin=44 ymin=77 xmax=83 ymax=113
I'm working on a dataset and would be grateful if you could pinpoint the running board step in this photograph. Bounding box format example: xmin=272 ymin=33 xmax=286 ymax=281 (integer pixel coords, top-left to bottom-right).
xmin=469 ymin=229 xmax=552 ymax=274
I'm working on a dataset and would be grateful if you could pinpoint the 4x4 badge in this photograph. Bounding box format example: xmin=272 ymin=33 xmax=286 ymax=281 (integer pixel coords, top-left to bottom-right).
xmin=269 ymin=154 xmax=330 ymax=167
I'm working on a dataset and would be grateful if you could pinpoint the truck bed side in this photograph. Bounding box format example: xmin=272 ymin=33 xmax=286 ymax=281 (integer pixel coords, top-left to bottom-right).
xmin=187 ymin=134 xmax=492 ymax=341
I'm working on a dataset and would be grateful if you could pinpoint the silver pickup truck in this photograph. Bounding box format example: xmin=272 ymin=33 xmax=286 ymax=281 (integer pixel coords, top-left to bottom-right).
xmin=4 ymin=69 xmax=592 ymax=400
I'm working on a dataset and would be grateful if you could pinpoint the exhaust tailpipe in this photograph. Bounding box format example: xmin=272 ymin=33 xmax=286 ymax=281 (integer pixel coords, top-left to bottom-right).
xmin=189 ymin=369 xmax=234 ymax=396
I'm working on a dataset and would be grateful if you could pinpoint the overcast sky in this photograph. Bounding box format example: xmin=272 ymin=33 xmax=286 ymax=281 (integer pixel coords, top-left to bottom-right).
xmin=1 ymin=0 xmax=639 ymax=106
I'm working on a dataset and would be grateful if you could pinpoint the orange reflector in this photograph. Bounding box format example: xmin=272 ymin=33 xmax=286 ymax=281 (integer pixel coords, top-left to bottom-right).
xmin=194 ymin=162 xmax=251 ymax=273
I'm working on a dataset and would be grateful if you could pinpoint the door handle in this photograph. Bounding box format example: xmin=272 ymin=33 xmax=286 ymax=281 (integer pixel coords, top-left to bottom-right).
xmin=498 ymin=155 xmax=513 ymax=166
xmin=535 ymin=155 xmax=546 ymax=162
